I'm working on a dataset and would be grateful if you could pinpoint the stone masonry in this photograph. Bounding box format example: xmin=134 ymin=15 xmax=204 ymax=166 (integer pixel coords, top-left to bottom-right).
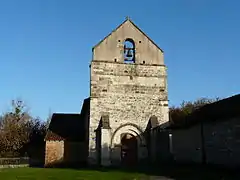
xmin=45 ymin=141 xmax=64 ymax=166
xmin=88 ymin=18 xmax=169 ymax=166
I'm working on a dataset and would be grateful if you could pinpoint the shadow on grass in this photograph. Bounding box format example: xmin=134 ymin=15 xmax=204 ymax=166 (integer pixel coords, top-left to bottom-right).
xmin=42 ymin=162 xmax=240 ymax=180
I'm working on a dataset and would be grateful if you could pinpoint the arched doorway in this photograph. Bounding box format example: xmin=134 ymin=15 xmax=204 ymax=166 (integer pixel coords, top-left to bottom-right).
xmin=121 ymin=133 xmax=138 ymax=166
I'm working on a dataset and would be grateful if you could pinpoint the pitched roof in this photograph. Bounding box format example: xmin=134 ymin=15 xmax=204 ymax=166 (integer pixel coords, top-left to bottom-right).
xmin=193 ymin=94 xmax=240 ymax=121
xmin=45 ymin=113 xmax=84 ymax=141
xmin=45 ymin=131 xmax=65 ymax=141
xmin=167 ymin=94 xmax=240 ymax=129
xmin=92 ymin=18 xmax=164 ymax=52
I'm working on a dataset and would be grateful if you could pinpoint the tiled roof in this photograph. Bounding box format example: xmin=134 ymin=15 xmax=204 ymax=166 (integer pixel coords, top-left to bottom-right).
xmin=167 ymin=94 xmax=240 ymax=129
xmin=45 ymin=113 xmax=84 ymax=141
xmin=45 ymin=131 xmax=65 ymax=141
xmin=45 ymin=98 xmax=90 ymax=142
xmin=192 ymin=94 xmax=240 ymax=121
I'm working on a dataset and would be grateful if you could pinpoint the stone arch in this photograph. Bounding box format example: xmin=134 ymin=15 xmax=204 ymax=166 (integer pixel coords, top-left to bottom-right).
xmin=110 ymin=123 xmax=145 ymax=148
xmin=120 ymin=133 xmax=138 ymax=166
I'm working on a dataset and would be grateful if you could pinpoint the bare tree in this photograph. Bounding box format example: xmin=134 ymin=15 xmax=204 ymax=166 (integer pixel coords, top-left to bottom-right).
xmin=0 ymin=99 xmax=32 ymax=157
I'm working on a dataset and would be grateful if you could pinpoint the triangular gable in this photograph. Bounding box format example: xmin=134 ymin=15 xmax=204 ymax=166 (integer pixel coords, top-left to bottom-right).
xmin=92 ymin=18 xmax=163 ymax=53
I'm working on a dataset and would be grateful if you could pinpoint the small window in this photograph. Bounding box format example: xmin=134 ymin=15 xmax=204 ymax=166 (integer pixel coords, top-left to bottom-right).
xmin=124 ymin=38 xmax=135 ymax=64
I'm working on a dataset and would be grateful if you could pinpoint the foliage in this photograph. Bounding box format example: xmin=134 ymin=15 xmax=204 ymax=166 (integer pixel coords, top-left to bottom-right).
xmin=0 ymin=99 xmax=48 ymax=158
xmin=0 ymin=100 xmax=30 ymax=157
xmin=169 ymin=97 xmax=221 ymax=125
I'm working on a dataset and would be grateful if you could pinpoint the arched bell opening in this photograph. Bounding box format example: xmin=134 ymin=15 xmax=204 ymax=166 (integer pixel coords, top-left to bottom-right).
xmin=124 ymin=38 xmax=135 ymax=64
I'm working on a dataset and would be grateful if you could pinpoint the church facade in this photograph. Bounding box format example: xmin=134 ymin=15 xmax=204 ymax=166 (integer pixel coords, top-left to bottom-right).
xmin=45 ymin=18 xmax=169 ymax=167
xmin=88 ymin=18 xmax=169 ymax=166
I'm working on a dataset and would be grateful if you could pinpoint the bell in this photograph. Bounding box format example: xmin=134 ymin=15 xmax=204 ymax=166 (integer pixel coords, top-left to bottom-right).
xmin=126 ymin=49 xmax=133 ymax=58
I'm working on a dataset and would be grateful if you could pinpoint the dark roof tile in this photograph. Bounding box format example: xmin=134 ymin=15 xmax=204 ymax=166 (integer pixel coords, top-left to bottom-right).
xmin=45 ymin=113 xmax=84 ymax=141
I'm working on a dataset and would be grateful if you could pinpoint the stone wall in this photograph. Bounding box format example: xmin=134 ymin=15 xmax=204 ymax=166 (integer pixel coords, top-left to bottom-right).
xmin=0 ymin=164 xmax=29 ymax=169
xmin=89 ymin=61 xmax=168 ymax=164
xmin=89 ymin=61 xmax=168 ymax=128
xmin=203 ymin=116 xmax=240 ymax=167
xmin=0 ymin=157 xmax=29 ymax=169
xmin=170 ymin=125 xmax=202 ymax=164
xmin=149 ymin=124 xmax=202 ymax=165
xmin=156 ymin=116 xmax=240 ymax=168
xmin=150 ymin=127 xmax=172 ymax=164
xmin=45 ymin=141 xmax=87 ymax=167
xmin=45 ymin=141 xmax=64 ymax=166
xmin=64 ymin=142 xmax=87 ymax=164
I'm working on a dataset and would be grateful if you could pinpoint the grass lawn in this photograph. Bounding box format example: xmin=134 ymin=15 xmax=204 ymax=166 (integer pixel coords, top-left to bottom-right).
xmin=0 ymin=167 xmax=149 ymax=180
xmin=0 ymin=165 xmax=240 ymax=180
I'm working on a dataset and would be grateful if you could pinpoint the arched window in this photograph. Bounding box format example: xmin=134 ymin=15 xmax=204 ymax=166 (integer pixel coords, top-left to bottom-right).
xmin=124 ymin=38 xmax=135 ymax=63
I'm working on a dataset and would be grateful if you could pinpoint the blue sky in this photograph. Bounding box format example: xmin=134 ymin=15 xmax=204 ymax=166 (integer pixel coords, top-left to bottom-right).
xmin=0 ymin=0 xmax=239 ymax=120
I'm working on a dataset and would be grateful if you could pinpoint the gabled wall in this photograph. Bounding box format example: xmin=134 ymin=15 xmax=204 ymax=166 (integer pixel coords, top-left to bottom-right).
xmin=93 ymin=20 xmax=164 ymax=65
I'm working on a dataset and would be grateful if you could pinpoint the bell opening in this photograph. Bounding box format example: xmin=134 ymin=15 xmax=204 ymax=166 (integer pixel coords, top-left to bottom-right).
xmin=124 ymin=39 xmax=135 ymax=63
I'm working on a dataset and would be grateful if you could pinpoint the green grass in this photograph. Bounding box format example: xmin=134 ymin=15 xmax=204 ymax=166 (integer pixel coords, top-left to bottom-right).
xmin=1 ymin=165 xmax=239 ymax=180
xmin=0 ymin=167 xmax=148 ymax=180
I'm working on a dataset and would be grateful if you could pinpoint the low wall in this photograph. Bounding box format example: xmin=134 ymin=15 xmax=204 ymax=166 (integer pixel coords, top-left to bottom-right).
xmin=0 ymin=157 xmax=29 ymax=169
xmin=0 ymin=164 xmax=29 ymax=169
xmin=203 ymin=116 xmax=240 ymax=168
xmin=152 ymin=116 xmax=240 ymax=168
xmin=150 ymin=124 xmax=202 ymax=165
xmin=171 ymin=124 xmax=202 ymax=164
xmin=150 ymin=127 xmax=173 ymax=164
